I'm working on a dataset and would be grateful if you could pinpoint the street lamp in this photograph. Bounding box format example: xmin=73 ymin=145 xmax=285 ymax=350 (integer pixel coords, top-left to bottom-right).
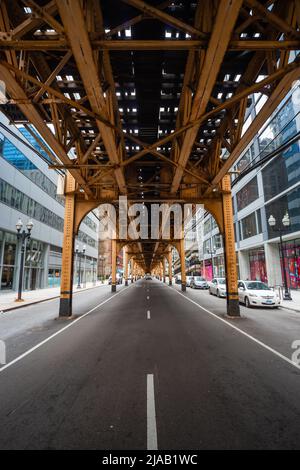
xmin=82 ymin=244 xmax=87 ymax=288
xmin=76 ymin=244 xmax=86 ymax=289
xmin=16 ymin=218 xmax=33 ymax=301
xmin=92 ymin=259 xmax=96 ymax=286
xmin=268 ymin=212 xmax=292 ymax=300
xmin=207 ymin=244 xmax=216 ymax=279
xmin=99 ymin=255 xmax=105 ymax=283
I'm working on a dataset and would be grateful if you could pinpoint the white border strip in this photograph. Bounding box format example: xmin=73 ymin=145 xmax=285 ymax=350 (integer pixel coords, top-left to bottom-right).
xmin=0 ymin=286 xmax=129 ymax=374
xmin=147 ymin=373 xmax=158 ymax=450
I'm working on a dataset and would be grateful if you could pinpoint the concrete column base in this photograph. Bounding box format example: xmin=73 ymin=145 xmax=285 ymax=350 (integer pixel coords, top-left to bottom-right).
xmin=125 ymin=280 xmax=128 ymax=286
xmin=131 ymin=278 xmax=133 ymax=283
xmin=163 ymin=278 xmax=166 ymax=283
xmin=59 ymin=297 xmax=72 ymax=317
xmin=181 ymin=283 xmax=186 ymax=292
xmin=226 ymin=298 xmax=240 ymax=317
xmin=111 ymin=283 xmax=116 ymax=292
xmin=169 ymin=280 xmax=172 ymax=286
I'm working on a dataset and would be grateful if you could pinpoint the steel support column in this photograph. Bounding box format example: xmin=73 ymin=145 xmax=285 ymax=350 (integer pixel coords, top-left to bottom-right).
xmin=111 ymin=239 xmax=117 ymax=292
xmin=130 ymin=259 xmax=134 ymax=282
xmin=179 ymin=238 xmax=186 ymax=292
xmin=124 ymin=247 xmax=129 ymax=286
xmin=222 ymin=174 xmax=240 ymax=317
xmin=168 ymin=249 xmax=172 ymax=285
xmin=162 ymin=258 xmax=166 ymax=283
xmin=59 ymin=174 xmax=76 ymax=317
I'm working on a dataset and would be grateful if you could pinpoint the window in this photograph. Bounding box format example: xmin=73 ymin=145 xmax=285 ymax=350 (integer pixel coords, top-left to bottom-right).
xmin=203 ymin=239 xmax=211 ymax=254
xmin=236 ymin=149 xmax=252 ymax=171
xmin=213 ymin=234 xmax=222 ymax=249
xmin=204 ymin=218 xmax=211 ymax=235
xmin=266 ymin=187 xmax=300 ymax=239
xmin=258 ymin=94 xmax=300 ymax=160
xmin=0 ymin=132 xmax=63 ymax=205
xmin=262 ymin=140 xmax=300 ymax=201
xmin=236 ymin=176 xmax=259 ymax=210
xmin=240 ymin=210 xmax=262 ymax=240
xmin=0 ymin=178 xmax=64 ymax=232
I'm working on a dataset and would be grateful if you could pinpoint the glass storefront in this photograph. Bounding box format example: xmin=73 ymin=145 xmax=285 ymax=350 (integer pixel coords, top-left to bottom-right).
xmin=24 ymin=239 xmax=45 ymax=290
xmin=249 ymin=248 xmax=267 ymax=283
xmin=0 ymin=232 xmax=17 ymax=290
xmin=48 ymin=268 xmax=61 ymax=288
xmin=0 ymin=231 xmax=46 ymax=291
xmin=281 ymin=239 xmax=300 ymax=289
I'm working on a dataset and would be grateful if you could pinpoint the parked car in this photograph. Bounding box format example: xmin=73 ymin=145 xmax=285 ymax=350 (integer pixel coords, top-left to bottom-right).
xmin=175 ymin=276 xmax=181 ymax=284
xmin=108 ymin=274 xmax=122 ymax=285
xmin=209 ymin=278 xmax=227 ymax=297
xmin=186 ymin=276 xmax=193 ymax=287
xmin=145 ymin=275 xmax=152 ymax=280
xmin=190 ymin=276 xmax=209 ymax=289
xmin=238 ymin=280 xmax=280 ymax=308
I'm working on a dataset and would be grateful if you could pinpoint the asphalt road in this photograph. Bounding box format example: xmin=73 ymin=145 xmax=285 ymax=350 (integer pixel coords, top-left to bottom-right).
xmin=0 ymin=279 xmax=300 ymax=450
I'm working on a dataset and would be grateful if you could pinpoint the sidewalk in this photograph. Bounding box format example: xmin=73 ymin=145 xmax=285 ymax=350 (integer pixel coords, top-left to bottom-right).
xmin=279 ymin=289 xmax=300 ymax=313
xmin=0 ymin=281 xmax=109 ymax=312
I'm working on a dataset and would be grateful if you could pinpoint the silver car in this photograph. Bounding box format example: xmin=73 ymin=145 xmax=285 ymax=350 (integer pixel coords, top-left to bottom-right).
xmin=209 ymin=278 xmax=227 ymax=297
xmin=190 ymin=276 xmax=209 ymax=289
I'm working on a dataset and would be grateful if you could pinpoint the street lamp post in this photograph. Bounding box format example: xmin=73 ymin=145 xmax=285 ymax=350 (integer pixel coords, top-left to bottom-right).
xmin=76 ymin=244 xmax=86 ymax=289
xmin=268 ymin=212 xmax=292 ymax=301
xmin=93 ymin=259 xmax=96 ymax=286
xmin=16 ymin=218 xmax=33 ymax=302
xmin=99 ymin=255 xmax=105 ymax=283
xmin=83 ymin=245 xmax=87 ymax=288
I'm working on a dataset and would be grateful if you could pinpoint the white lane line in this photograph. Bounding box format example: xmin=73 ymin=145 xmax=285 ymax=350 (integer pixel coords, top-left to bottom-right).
xmin=147 ymin=374 xmax=158 ymax=450
xmin=147 ymin=310 xmax=151 ymax=320
xmin=0 ymin=286 xmax=130 ymax=374
xmin=173 ymin=289 xmax=300 ymax=372
xmin=147 ymin=296 xmax=150 ymax=300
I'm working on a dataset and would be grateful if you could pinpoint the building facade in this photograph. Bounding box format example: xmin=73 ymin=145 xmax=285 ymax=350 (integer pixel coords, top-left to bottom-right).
xmin=0 ymin=113 xmax=98 ymax=292
xmin=197 ymin=80 xmax=300 ymax=288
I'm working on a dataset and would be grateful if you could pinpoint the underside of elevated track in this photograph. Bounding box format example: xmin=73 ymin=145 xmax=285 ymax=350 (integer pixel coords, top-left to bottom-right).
xmin=0 ymin=0 xmax=299 ymax=317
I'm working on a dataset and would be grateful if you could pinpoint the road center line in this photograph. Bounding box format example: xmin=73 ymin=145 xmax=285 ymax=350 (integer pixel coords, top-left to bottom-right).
xmin=147 ymin=373 xmax=158 ymax=450
xmin=147 ymin=296 xmax=150 ymax=300
xmin=0 ymin=286 xmax=130 ymax=374
xmin=147 ymin=310 xmax=151 ymax=320
xmin=173 ymin=288 xmax=300 ymax=372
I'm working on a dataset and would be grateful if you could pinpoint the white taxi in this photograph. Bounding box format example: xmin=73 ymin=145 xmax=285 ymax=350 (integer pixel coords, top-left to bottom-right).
xmin=238 ymin=280 xmax=280 ymax=308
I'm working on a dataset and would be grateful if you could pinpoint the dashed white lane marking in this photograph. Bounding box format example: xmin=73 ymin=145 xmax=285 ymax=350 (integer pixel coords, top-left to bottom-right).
xmin=147 ymin=310 xmax=151 ymax=320
xmin=173 ymin=288 xmax=300 ymax=372
xmin=147 ymin=374 xmax=158 ymax=450
xmin=0 ymin=286 xmax=130 ymax=374
xmin=147 ymin=296 xmax=150 ymax=300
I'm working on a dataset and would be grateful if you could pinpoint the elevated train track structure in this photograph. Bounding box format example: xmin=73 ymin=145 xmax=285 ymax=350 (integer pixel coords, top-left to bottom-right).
xmin=0 ymin=0 xmax=299 ymax=316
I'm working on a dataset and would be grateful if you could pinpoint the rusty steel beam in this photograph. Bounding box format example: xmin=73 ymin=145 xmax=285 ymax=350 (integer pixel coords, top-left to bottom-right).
xmin=121 ymin=0 xmax=207 ymax=38
xmin=172 ymin=0 xmax=243 ymax=193
xmin=57 ymin=0 xmax=127 ymax=194
xmin=1 ymin=39 xmax=300 ymax=50
xmin=0 ymin=63 xmax=93 ymax=197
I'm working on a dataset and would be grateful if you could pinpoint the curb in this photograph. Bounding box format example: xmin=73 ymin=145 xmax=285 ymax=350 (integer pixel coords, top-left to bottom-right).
xmin=0 ymin=284 xmax=109 ymax=313
xmin=279 ymin=305 xmax=300 ymax=314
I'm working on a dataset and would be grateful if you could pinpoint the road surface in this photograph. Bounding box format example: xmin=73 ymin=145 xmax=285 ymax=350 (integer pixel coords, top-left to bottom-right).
xmin=0 ymin=279 xmax=300 ymax=450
